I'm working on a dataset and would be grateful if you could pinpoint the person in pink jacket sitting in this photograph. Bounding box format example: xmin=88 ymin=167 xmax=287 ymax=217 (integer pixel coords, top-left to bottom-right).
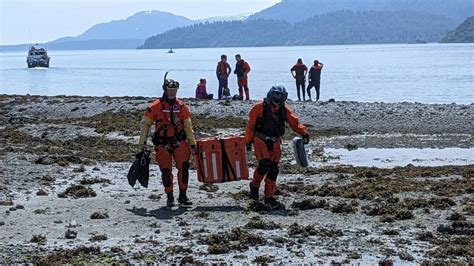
xmin=195 ymin=78 xmax=213 ymax=99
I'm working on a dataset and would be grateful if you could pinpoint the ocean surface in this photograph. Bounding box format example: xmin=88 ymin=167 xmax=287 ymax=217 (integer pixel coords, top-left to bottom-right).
xmin=1 ymin=43 xmax=473 ymax=103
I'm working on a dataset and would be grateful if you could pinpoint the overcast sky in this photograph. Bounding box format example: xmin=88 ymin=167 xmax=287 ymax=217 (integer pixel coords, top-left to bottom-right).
xmin=0 ymin=0 xmax=280 ymax=45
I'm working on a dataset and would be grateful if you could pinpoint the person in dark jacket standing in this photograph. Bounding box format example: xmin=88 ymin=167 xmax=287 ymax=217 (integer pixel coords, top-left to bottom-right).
xmin=216 ymin=54 xmax=232 ymax=100
xmin=290 ymin=58 xmax=308 ymax=101
xmin=307 ymin=60 xmax=324 ymax=101
xmin=234 ymin=54 xmax=251 ymax=100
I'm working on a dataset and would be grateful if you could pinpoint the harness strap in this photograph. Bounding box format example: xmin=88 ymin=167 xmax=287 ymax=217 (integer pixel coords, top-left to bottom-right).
xmin=255 ymin=131 xmax=277 ymax=142
xmin=219 ymin=139 xmax=236 ymax=182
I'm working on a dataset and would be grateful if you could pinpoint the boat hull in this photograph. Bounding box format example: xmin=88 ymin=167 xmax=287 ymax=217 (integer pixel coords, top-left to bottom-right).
xmin=27 ymin=59 xmax=50 ymax=68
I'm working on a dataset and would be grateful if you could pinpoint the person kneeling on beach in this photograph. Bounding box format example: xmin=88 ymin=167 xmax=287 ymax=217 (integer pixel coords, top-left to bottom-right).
xmin=138 ymin=73 xmax=197 ymax=208
xmin=245 ymin=84 xmax=310 ymax=207
xmin=195 ymin=78 xmax=213 ymax=99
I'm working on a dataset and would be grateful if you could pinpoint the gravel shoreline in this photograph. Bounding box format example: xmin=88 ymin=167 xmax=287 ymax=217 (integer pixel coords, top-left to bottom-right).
xmin=1 ymin=95 xmax=473 ymax=264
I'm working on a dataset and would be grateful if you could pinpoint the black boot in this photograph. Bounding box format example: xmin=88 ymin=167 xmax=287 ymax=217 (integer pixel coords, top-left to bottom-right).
xmin=249 ymin=183 xmax=259 ymax=200
xmin=264 ymin=197 xmax=284 ymax=209
xmin=166 ymin=192 xmax=175 ymax=208
xmin=178 ymin=189 xmax=192 ymax=207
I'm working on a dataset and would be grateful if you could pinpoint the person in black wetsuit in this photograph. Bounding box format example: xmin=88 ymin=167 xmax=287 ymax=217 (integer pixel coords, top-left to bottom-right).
xmin=290 ymin=58 xmax=308 ymax=101
xmin=307 ymin=60 xmax=324 ymax=101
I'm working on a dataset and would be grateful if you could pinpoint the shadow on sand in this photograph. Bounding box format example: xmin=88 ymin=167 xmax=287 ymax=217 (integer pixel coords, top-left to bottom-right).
xmin=126 ymin=205 xmax=245 ymax=220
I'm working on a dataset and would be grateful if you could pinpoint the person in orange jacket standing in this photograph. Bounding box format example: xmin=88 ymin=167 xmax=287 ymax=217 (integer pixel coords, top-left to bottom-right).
xmin=138 ymin=72 xmax=197 ymax=208
xmin=245 ymin=84 xmax=310 ymax=207
xmin=216 ymin=54 xmax=232 ymax=100
xmin=234 ymin=54 xmax=251 ymax=100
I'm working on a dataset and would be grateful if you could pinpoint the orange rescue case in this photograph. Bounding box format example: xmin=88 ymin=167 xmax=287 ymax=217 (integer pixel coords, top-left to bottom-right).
xmin=195 ymin=136 xmax=249 ymax=183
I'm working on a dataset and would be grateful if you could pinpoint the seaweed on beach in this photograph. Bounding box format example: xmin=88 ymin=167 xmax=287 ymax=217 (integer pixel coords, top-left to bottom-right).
xmin=294 ymin=177 xmax=473 ymax=200
xmin=244 ymin=216 xmax=281 ymax=230
xmin=30 ymin=246 xmax=102 ymax=264
xmin=58 ymin=185 xmax=96 ymax=198
xmin=201 ymin=227 xmax=267 ymax=254
xmin=291 ymin=199 xmax=327 ymax=210
xmin=80 ymin=178 xmax=111 ymax=185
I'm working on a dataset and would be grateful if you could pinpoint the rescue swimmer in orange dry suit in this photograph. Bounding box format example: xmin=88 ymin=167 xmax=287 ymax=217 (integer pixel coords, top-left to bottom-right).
xmin=246 ymin=85 xmax=310 ymax=207
xmin=138 ymin=73 xmax=197 ymax=208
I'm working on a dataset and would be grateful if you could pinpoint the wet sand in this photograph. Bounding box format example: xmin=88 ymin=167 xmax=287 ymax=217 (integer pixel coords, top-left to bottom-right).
xmin=0 ymin=95 xmax=473 ymax=264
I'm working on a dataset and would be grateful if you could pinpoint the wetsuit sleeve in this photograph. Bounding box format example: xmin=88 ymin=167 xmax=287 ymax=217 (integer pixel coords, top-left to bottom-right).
xmin=181 ymin=105 xmax=197 ymax=146
xmin=216 ymin=64 xmax=220 ymax=77
xmin=285 ymin=105 xmax=309 ymax=137
xmin=139 ymin=108 xmax=154 ymax=145
xmin=245 ymin=103 xmax=263 ymax=144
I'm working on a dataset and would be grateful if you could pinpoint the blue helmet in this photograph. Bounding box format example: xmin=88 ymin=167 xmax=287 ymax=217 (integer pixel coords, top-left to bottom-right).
xmin=267 ymin=84 xmax=288 ymax=104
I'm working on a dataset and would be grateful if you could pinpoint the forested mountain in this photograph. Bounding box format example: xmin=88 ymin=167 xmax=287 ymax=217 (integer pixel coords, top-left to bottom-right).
xmin=441 ymin=16 xmax=474 ymax=43
xmin=139 ymin=10 xmax=456 ymax=49
xmin=249 ymin=0 xmax=474 ymax=23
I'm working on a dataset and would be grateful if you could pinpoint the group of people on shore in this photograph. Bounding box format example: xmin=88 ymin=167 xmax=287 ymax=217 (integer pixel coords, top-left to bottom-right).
xmin=195 ymin=54 xmax=323 ymax=102
xmin=140 ymin=74 xmax=310 ymax=208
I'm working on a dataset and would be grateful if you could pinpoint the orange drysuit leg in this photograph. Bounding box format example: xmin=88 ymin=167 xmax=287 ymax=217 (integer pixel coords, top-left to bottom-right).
xmin=244 ymin=86 xmax=250 ymax=100
xmin=155 ymin=146 xmax=174 ymax=193
xmin=251 ymin=137 xmax=281 ymax=198
xmin=172 ymin=141 xmax=191 ymax=191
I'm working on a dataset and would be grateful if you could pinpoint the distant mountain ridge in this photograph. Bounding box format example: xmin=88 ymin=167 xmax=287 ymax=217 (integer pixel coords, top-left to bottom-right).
xmin=249 ymin=0 xmax=474 ymax=23
xmin=1 ymin=0 xmax=473 ymax=51
xmin=441 ymin=16 xmax=474 ymax=43
xmin=71 ymin=11 xmax=193 ymax=41
xmin=0 ymin=11 xmax=244 ymax=51
xmin=139 ymin=10 xmax=457 ymax=49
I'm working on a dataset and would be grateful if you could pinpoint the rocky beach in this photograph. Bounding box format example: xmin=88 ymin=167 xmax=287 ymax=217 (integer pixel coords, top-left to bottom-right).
xmin=0 ymin=94 xmax=472 ymax=264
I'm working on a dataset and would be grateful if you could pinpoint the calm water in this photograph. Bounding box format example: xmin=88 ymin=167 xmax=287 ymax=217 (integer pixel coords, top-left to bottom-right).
xmin=1 ymin=44 xmax=473 ymax=103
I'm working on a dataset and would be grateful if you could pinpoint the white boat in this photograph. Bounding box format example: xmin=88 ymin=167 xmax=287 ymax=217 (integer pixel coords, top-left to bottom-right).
xmin=27 ymin=44 xmax=50 ymax=68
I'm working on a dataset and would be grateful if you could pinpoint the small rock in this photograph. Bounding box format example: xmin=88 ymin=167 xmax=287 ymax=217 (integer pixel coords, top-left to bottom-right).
xmin=65 ymin=229 xmax=77 ymax=239
xmin=124 ymin=200 xmax=131 ymax=204
xmin=398 ymin=251 xmax=414 ymax=261
xmin=36 ymin=190 xmax=48 ymax=196
xmin=344 ymin=143 xmax=358 ymax=151
xmin=447 ymin=212 xmax=466 ymax=221
xmin=54 ymin=220 xmax=63 ymax=224
xmin=15 ymin=204 xmax=25 ymax=210
xmin=0 ymin=221 xmax=5 ymax=226
xmin=437 ymin=224 xmax=454 ymax=234
xmin=90 ymin=212 xmax=109 ymax=219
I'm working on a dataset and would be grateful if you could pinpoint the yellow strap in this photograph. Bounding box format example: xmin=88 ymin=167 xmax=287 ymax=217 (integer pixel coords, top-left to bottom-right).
xmin=138 ymin=116 xmax=153 ymax=144
xmin=183 ymin=118 xmax=196 ymax=146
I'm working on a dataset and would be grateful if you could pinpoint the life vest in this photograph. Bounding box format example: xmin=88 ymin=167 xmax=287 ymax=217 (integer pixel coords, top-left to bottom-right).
xmin=152 ymin=99 xmax=187 ymax=145
xmin=217 ymin=62 xmax=230 ymax=76
xmin=255 ymin=99 xmax=287 ymax=138
xmin=195 ymin=84 xmax=207 ymax=99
